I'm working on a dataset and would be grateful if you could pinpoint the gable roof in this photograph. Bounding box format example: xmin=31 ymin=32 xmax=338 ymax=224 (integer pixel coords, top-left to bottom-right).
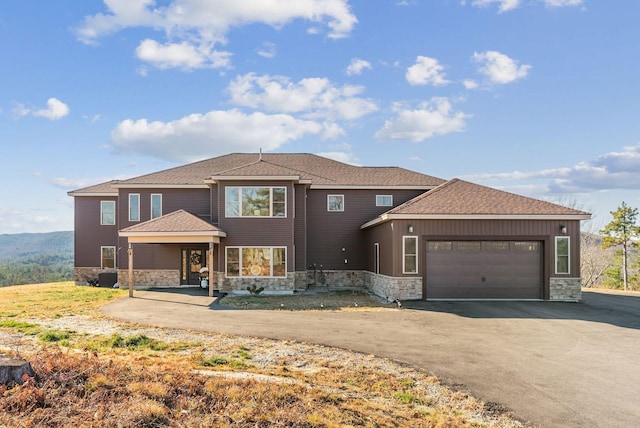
xmin=119 ymin=209 xmax=226 ymax=243
xmin=361 ymin=178 xmax=591 ymax=228
xmin=67 ymin=180 xmax=119 ymax=196
xmin=108 ymin=153 xmax=445 ymax=189
xmin=120 ymin=209 xmax=224 ymax=234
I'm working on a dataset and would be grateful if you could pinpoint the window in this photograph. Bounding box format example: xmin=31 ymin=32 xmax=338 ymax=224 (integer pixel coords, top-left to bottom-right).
xmin=403 ymin=236 xmax=418 ymax=274
xmin=376 ymin=195 xmax=393 ymax=207
xmin=225 ymin=247 xmax=286 ymax=277
xmin=555 ymin=236 xmax=570 ymax=274
xmin=373 ymin=243 xmax=380 ymax=274
xmin=225 ymin=187 xmax=286 ymax=217
xmin=515 ymin=242 xmax=540 ymax=252
xmin=151 ymin=194 xmax=162 ymax=219
xmin=101 ymin=246 xmax=115 ymax=269
xmin=327 ymin=194 xmax=344 ymax=212
xmin=129 ymin=194 xmax=140 ymax=222
xmin=427 ymin=241 xmax=452 ymax=251
xmin=485 ymin=241 xmax=509 ymax=251
xmin=100 ymin=201 xmax=115 ymax=225
xmin=456 ymin=241 xmax=481 ymax=251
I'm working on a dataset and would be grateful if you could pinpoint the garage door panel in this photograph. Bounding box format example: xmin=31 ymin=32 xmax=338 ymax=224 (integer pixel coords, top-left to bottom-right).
xmin=426 ymin=240 xmax=542 ymax=299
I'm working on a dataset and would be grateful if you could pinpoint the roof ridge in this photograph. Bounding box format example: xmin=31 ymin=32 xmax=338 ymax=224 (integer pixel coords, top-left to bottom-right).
xmin=387 ymin=178 xmax=456 ymax=214
xmin=260 ymin=158 xmax=337 ymax=182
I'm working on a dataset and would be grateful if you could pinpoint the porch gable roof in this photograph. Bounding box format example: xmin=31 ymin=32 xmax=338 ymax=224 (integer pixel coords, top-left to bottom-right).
xmin=119 ymin=209 xmax=226 ymax=243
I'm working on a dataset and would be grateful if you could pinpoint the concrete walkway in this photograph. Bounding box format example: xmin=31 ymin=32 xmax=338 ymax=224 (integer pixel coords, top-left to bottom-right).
xmin=102 ymin=289 xmax=640 ymax=428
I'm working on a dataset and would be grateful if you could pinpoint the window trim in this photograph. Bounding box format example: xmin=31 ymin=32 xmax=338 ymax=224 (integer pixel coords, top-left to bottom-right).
xmin=402 ymin=235 xmax=418 ymax=274
xmin=128 ymin=193 xmax=140 ymax=222
xmin=555 ymin=236 xmax=570 ymax=275
xmin=327 ymin=194 xmax=345 ymax=212
xmin=100 ymin=201 xmax=116 ymax=226
xmin=101 ymin=246 xmax=116 ymax=269
xmin=376 ymin=195 xmax=393 ymax=207
xmin=225 ymin=186 xmax=287 ymax=218
xmin=225 ymin=246 xmax=287 ymax=278
xmin=373 ymin=242 xmax=380 ymax=275
xmin=151 ymin=194 xmax=162 ymax=219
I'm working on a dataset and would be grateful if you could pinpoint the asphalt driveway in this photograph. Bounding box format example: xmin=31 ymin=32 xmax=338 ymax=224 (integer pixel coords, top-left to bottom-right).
xmin=102 ymin=289 xmax=640 ymax=427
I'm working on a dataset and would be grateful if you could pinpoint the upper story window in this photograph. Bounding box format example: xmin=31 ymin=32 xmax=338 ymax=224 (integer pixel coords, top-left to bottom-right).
xmin=225 ymin=187 xmax=286 ymax=217
xmin=129 ymin=194 xmax=140 ymax=222
xmin=151 ymin=194 xmax=162 ymax=219
xmin=555 ymin=236 xmax=570 ymax=274
xmin=327 ymin=194 xmax=344 ymax=212
xmin=376 ymin=195 xmax=393 ymax=207
xmin=100 ymin=201 xmax=115 ymax=225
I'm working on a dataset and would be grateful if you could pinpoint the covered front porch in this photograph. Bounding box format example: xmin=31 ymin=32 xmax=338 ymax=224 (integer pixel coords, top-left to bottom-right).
xmin=118 ymin=210 xmax=226 ymax=297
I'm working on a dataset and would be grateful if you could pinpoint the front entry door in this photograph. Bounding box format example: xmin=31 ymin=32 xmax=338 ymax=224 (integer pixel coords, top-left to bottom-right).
xmin=181 ymin=248 xmax=207 ymax=285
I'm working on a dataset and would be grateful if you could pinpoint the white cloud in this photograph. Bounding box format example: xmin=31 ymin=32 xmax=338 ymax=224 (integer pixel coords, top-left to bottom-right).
xmin=316 ymin=151 xmax=359 ymax=165
xmin=135 ymin=39 xmax=232 ymax=70
xmin=463 ymin=79 xmax=479 ymax=89
xmin=227 ymin=73 xmax=377 ymax=121
xmin=374 ymin=98 xmax=469 ymax=143
xmin=75 ymin=0 xmax=357 ymax=70
xmin=471 ymin=0 xmax=521 ymax=13
xmin=111 ymin=109 xmax=329 ymax=162
xmin=543 ymin=0 xmax=584 ymax=7
xmin=468 ymin=0 xmax=583 ymax=12
xmin=256 ymin=41 xmax=277 ymax=59
xmin=473 ymin=51 xmax=531 ymax=84
xmin=405 ymin=56 xmax=449 ymax=86
xmin=464 ymin=144 xmax=640 ymax=194
xmin=346 ymin=58 xmax=372 ymax=76
xmin=12 ymin=98 xmax=70 ymax=120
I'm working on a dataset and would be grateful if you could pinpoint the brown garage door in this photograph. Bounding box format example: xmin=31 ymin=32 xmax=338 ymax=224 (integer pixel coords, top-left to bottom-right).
xmin=426 ymin=241 xmax=542 ymax=299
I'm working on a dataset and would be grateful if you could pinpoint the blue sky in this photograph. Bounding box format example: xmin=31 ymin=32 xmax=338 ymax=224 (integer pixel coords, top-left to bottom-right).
xmin=1 ymin=0 xmax=639 ymax=234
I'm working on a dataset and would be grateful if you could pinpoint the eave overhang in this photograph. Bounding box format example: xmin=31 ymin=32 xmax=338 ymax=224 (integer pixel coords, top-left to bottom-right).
xmin=113 ymin=184 xmax=209 ymax=189
xmin=119 ymin=230 xmax=226 ymax=244
xmin=67 ymin=191 xmax=118 ymax=197
xmin=360 ymin=213 xmax=593 ymax=230
xmin=205 ymin=175 xmax=309 ymax=184
xmin=310 ymin=185 xmax=436 ymax=190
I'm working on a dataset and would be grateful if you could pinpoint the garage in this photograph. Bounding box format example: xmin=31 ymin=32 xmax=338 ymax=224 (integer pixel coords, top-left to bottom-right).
xmin=426 ymin=240 xmax=542 ymax=299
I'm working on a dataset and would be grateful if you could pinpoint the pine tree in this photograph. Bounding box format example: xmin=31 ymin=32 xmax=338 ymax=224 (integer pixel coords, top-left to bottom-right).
xmin=600 ymin=202 xmax=640 ymax=291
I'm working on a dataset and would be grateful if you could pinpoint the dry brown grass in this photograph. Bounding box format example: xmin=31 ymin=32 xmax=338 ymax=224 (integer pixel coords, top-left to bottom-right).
xmin=0 ymin=283 xmax=526 ymax=427
xmin=221 ymin=289 xmax=395 ymax=310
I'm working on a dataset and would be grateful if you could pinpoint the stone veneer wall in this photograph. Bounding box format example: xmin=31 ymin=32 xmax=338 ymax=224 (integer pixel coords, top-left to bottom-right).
xmin=74 ymin=267 xmax=116 ymax=285
xmin=308 ymin=270 xmax=365 ymax=288
xmin=116 ymin=269 xmax=180 ymax=288
xmin=549 ymin=277 xmax=582 ymax=301
xmin=363 ymin=271 xmax=423 ymax=301
xmin=218 ymin=272 xmax=298 ymax=295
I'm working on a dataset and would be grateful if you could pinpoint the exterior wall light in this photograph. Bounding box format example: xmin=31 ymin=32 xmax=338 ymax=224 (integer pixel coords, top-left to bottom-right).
xmin=408 ymin=225 xmax=414 ymax=233
xmin=560 ymin=225 xmax=567 ymax=234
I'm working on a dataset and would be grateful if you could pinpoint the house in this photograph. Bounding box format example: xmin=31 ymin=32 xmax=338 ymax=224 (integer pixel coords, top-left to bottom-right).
xmin=68 ymin=153 xmax=590 ymax=301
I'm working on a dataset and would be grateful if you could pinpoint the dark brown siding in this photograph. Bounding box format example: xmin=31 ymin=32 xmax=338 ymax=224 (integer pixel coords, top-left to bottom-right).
xmin=118 ymin=188 xmax=210 ymax=230
xmin=119 ymin=243 xmax=182 ymax=270
xmin=210 ymin=186 xmax=219 ymax=225
xmin=218 ymin=181 xmax=296 ymax=271
xmin=294 ymin=184 xmax=307 ymax=272
xmin=306 ymin=189 xmax=423 ymax=270
xmin=74 ymin=197 xmax=118 ymax=268
xmin=363 ymin=221 xmax=394 ymax=275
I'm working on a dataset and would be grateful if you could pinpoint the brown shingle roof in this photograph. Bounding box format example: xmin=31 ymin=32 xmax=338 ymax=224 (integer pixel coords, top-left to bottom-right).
xmin=113 ymin=153 xmax=444 ymax=187
xmin=67 ymin=180 xmax=119 ymax=196
xmin=388 ymin=178 xmax=591 ymax=216
xmin=120 ymin=210 xmax=224 ymax=234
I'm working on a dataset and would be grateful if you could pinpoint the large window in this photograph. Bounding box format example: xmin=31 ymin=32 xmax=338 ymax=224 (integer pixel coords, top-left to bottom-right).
xmin=101 ymin=246 xmax=116 ymax=269
xmin=129 ymin=194 xmax=140 ymax=222
xmin=225 ymin=187 xmax=286 ymax=217
xmin=555 ymin=236 xmax=570 ymax=274
xmin=225 ymin=247 xmax=286 ymax=277
xmin=100 ymin=201 xmax=115 ymax=225
xmin=327 ymin=194 xmax=344 ymax=212
xmin=151 ymin=194 xmax=162 ymax=219
xmin=403 ymin=236 xmax=418 ymax=274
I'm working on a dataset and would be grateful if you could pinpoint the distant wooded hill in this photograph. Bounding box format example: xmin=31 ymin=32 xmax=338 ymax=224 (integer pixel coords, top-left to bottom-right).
xmin=0 ymin=231 xmax=73 ymax=286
